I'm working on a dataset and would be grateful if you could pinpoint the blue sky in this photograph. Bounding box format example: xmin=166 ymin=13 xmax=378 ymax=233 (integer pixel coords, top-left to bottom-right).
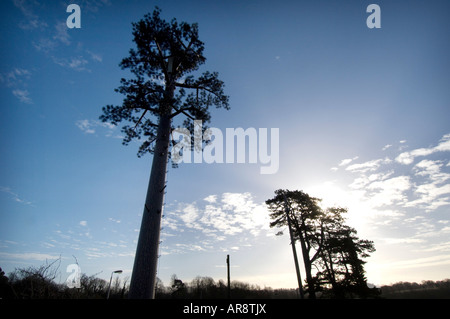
xmin=1 ymin=0 xmax=449 ymax=288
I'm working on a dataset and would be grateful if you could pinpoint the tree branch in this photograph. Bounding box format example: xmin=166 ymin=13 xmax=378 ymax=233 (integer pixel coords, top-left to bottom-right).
xmin=175 ymin=34 xmax=202 ymax=61
xmin=170 ymin=106 xmax=194 ymax=120
xmin=134 ymin=110 xmax=148 ymax=130
xmin=126 ymin=103 xmax=159 ymax=113
xmin=153 ymin=37 xmax=169 ymax=78
xmin=174 ymin=82 xmax=218 ymax=96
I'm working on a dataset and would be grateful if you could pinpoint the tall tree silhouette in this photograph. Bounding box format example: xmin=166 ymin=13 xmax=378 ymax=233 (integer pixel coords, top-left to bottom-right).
xmin=266 ymin=189 xmax=324 ymax=299
xmin=100 ymin=8 xmax=229 ymax=299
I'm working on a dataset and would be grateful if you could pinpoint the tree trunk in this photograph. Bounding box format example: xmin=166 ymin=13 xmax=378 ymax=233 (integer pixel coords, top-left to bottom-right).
xmin=298 ymin=233 xmax=316 ymax=299
xmin=290 ymin=214 xmax=316 ymax=299
xmin=128 ymin=112 xmax=172 ymax=299
xmin=282 ymin=193 xmax=304 ymax=299
xmin=325 ymin=247 xmax=343 ymax=298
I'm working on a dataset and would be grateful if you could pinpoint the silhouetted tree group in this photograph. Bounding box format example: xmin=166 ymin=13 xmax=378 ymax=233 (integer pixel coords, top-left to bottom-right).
xmin=266 ymin=189 xmax=378 ymax=299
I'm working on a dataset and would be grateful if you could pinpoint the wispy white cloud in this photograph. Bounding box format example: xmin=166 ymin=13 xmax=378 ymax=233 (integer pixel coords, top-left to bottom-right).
xmin=0 ymin=68 xmax=31 ymax=87
xmin=377 ymin=254 xmax=450 ymax=270
xmin=162 ymin=192 xmax=273 ymax=254
xmin=0 ymin=186 xmax=33 ymax=206
xmin=86 ymin=50 xmax=103 ymax=63
xmin=331 ymin=156 xmax=359 ymax=171
xmin=419 ymin=241 xmax=450 ymax=253
xmin=79 ymin=0 xmax=112 ymax=12
xmin=203 ymin=195 xmax=217 ymax=203
xmin=33 ymin=38 xmax=57 ymax=53
xmin=349 ymin=171 xmax=395 ymax=189
xmin=339 ymin=156 xmax=359 ymax=167
xmin=406 ymin=184 xmax=450 ymax=212
xmin=47 ymin=222 xmax=135 ymax=262
xmin=12 ymin=89 xmax=33 ymax=104
xmin=75 ymin=119 xmax=118 ymax=136
xmin=15 ymin=1 xmax=105 ymax=75
xmin=53 ymin=22 xmax=71 ymax=45
xmin=414 ymin=160 xmax=444 ymax=178
xmin=0 ymin=68 xmax=33 ymax=103
xmin=175 ymin=243 xmax=206 ymax=252
xmin=401 ymin=159 xmax=450 ymax=212
xmin=32 ymin=21 xmax=73 ymax=55
xmin=51 ymin=49 xmax=102 ymax=71
xmin=76 ymin=119 xmax=96 ymax=134
xmin=53 ymin=56 xmax=89 ymax=72
xmin=13 ymin=0 xmax=48 ymax=30
xmin=0 ymin=251 xmax=61 ymax=261
xmin=327 ymin=133 xmax=450 ymax=272
xmin=179 ymin=203 xmax=201 ymax=229
xmin=342 ymin=135 xmax=450 ymax=212
xmin=346 ymin=157 xmax=392 ymax=173
xmin=396 ymin=134 xmax=450 ymax=165
xmin=382 ymin=237 xmax=425 ymax=245
xmin=366 ymin=175 xmax=411 ymax=208
xmin=339 ymin=138 xmax=447 ymax=212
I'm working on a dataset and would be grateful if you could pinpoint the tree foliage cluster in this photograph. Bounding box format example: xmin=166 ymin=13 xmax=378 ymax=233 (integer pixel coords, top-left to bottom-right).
xmin=266 ymin=189 xmax=378 ymax=299
xmin=99 ymin=7 xmax=229 ymax=159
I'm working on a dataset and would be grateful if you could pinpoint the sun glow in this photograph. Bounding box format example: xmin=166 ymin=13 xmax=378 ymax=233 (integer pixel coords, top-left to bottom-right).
xmin=305 ymin=181 xmax=372 ymax=235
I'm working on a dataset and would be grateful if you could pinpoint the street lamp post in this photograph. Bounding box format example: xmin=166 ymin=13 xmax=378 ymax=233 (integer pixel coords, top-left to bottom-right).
xmin=107 ymin=270 xmax=123 ymax=299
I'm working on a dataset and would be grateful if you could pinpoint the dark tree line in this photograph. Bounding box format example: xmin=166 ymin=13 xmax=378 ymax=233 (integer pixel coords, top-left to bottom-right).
xmin=0 ymin=262 xmax=128 ymax=299
xmin=156 ymin=275 xmax=300 ymax=299
xmin=266 ymin=189 xmax=378 ymax=299
xmin=1 ymin=264 xmax=448 ymax=299
xmin=380 ymin=280 xmax=450 ymax=299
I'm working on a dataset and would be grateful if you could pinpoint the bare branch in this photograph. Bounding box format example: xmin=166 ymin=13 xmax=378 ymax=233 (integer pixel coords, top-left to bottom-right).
xmin=126 ymin=103 xmax=159 ymax=113
xmin=170 ymin=106 xmax=194 ymax=120
xmin=153 ymin=37 xmax=169 ymax=78
xmin=174 ymin=82 xmax=219 ymax=97
xmin=175 ymin=34 xmax=202 ymax=61
xmin=134 ymin=109 xmax=148 ymax=130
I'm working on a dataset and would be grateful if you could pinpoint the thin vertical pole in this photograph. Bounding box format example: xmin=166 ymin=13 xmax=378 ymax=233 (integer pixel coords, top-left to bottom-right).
xmin=107 ymin=272 xmax=114 ymax=300
xmin=226 ymin=254 xmax=231 ymax=299
xmin=283 ymin=192 xmax=304 ymax=299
